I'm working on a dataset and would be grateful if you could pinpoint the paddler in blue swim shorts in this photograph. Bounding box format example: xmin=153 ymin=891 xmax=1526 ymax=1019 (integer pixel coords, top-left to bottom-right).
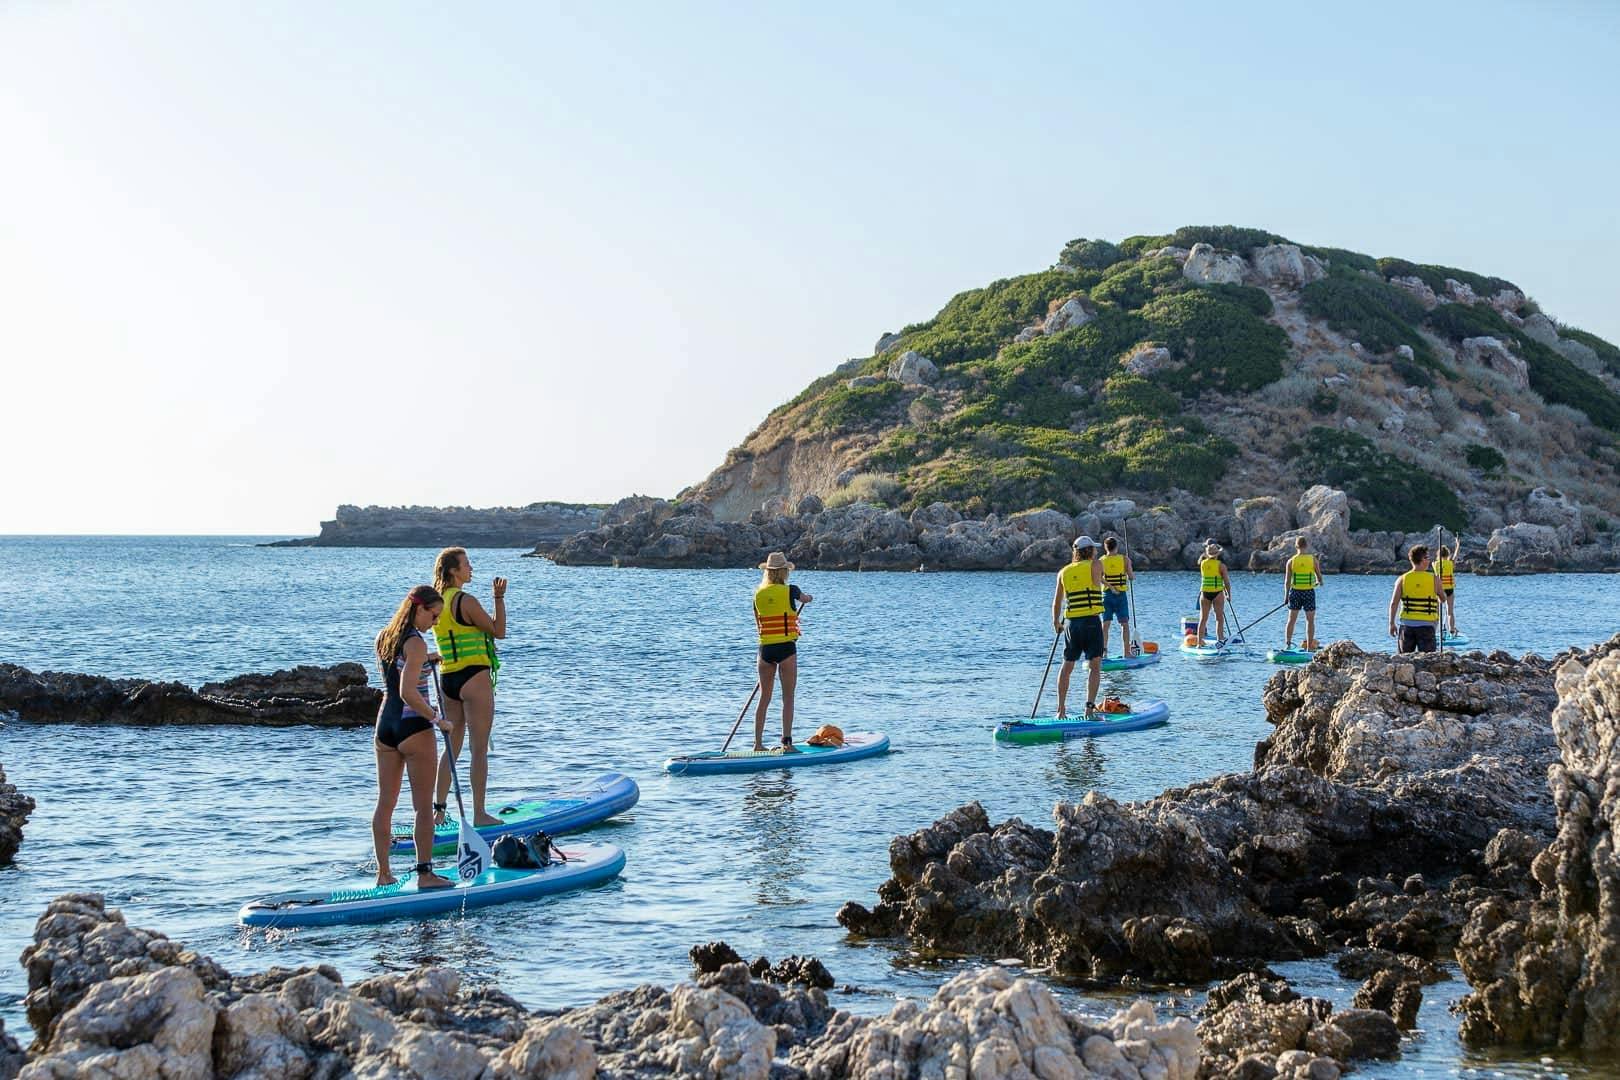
xmin=1099 ymin=535 xmax=1136 ymax=658
xmin=1052 ymin=536 xmax=1106 ymax=720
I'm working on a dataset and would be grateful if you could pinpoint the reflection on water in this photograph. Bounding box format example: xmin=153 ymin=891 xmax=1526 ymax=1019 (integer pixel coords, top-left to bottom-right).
xmin=3 ymin=537 xmax=1619 ymax=1076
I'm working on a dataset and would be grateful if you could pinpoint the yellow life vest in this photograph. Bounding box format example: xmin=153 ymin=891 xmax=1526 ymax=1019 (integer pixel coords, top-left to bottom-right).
xmin=1289 ymin=554 xmax=1317 ymax=590
xmin=1398 ymin=570 xmax=1440 ymax=623
xmin=434 ymin=587 xmax=500 ymax=677
xmin=1061 ymin=560 xmax=1103 ymax=618
xmin=1439 ymin=557 xmax=1455 ymax=590
xmin=1200 ymin=557 xmax=1224 ymax=592
xmin=754 ymin=583 xmax=801 ymax=645
xmin=1101 ymin=553 xmax=1129 ymax=592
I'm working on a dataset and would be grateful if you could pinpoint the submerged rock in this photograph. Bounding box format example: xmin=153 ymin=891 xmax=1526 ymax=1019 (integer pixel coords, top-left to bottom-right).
xmin=1456 ymin=641 xmax=1620 ymax=1050
xmin=0 ymin=762 xmax=34 ymax=865
xmin=0 ymin=663 xmax=379 ymax=728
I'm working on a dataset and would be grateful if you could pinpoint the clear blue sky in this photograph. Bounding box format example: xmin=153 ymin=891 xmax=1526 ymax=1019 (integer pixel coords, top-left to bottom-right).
xmin=3 ymin=1 xmax=1616 ymax=533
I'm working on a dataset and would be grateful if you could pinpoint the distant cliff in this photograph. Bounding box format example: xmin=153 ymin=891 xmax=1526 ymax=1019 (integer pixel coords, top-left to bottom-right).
xmin=266 ymin=502 xmax=606 ymax=549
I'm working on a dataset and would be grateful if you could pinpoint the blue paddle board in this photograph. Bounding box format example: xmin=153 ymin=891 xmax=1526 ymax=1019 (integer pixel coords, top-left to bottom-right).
xmin=1101 ymin=651 xmax=1162 ymax=672
xmin=1266 ymin=648 xmax=1315 ymax=665
xmin=239 ymin=841 xmax=625 ymax=928
xmin=391 ymin=771 xmax=638 ymax=856
xmin=1442 ymin=632 xmax=1471 ymax=647
xmin=994 ymin=700 xmax=1169 ymax=743
xmin=664 ymin=732 xmax=889 ymax=775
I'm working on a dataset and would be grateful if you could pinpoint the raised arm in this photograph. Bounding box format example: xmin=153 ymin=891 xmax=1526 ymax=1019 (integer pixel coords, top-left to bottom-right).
xmin=456 ymin=579 xmax=508 ymax=639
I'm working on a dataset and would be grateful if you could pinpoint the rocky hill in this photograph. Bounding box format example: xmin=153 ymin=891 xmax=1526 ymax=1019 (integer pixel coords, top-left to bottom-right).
xmin=266 ymin=501 xmax=609 ymax=549
xmin=681 ymin=225 xmax=1620 ymax=540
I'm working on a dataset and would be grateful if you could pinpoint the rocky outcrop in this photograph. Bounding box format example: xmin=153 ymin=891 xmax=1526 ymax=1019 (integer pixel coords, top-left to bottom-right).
xmin=11 ymin=894 xmax=1200 ymax=1080
xmin=266 ymin=502 xmax=604 ymax=549
xmin=1455 ymin=644 xmax=1620 ymax=1050
xmin=1250 ymin=244 xmax=1325 ymax=288
xmin=885 ymin=349 xmax=937 ymax=386
xmin=0 ymin=663 xmax=379 ymax=727
xmin=1196 ymin=971 xmax=1399 ymax=1078
xmin=1183 ymin=243 xmax=1248 ymax=285
xmin=840 ymin=640 xmax=1574 ymax=982
xmin=0 ymin=762 xmax=34 ymax=865
xmin=1460 ymin=336 xmax=1529 ymax=391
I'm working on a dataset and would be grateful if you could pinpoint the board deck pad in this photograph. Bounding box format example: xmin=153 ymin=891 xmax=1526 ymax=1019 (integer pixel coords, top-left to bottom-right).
xmin=995 ymin=700 xmax=1170 ymax=743
xmin=1266 ymin=648 xmax=1316 ymax=665
xmin=1101 ymin=652 xmax=1161 ymax=671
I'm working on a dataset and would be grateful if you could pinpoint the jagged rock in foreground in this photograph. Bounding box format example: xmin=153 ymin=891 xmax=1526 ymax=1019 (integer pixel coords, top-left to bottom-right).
xmin=0 ymin=762 xmax=34 ymax=865
xmin=1196 ymin=971 xmax=1400 ymax=1079
xmin=265 ymin=500 xmax=607 ymax=549
xmin=1455 ymin=645 xmax=1620 ymax=1050
xmin=0 ymin=663 xmax=379 ymax=728
xmin=12 ymin=893 xmax=1196 ymax=1080
xmin=839 ymin=640 xmax=1586 ymax=982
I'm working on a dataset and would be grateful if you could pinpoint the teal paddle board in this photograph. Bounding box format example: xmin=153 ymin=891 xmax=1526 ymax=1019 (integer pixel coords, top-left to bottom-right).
xmin=1179 ymin=641 xmax=1235 ymax=658
xmin=1101 ymin=651 xmax=1161 ymax=672
xmin=1266 ymin=648 xmax=1315 ymax=665
xmin=664 ymin=732 xmax=889 ymax=775
xmin=239 ymin=841 xmax=625 ymax=928
xmin=391 ymin=771 xmax=638 ymax=856
xmin=994 ymin=700 xmax=1170 ymax=743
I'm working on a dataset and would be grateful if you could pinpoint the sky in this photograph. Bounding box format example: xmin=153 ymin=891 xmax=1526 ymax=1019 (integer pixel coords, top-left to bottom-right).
xmin=2 ymin=1 xmax=1617 ymax=535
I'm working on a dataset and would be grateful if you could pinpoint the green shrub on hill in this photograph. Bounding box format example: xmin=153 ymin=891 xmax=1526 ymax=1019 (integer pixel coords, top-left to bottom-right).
xmin=1140 ymin=290 xmax=1288 ymax=392
xmin=1300 ymin=272 xmax=1437 ymax=366
xmin=809 ymin=381 xmax=902 ymax=432
xmin=1296 ymin=427 xmax=1466 ymax=532
xmin=1098 ymin=415 xmax=1235 ymax=492
xmin=967 ymin=307 xmax=1151 ymax=424
xmin=1464 ymin=443 xmax=1507 ymax=473
xmin=1099 ymin=373 xmax=1181 ymax=419
xmin=1301 ymin=246 xmax=1378 ymax=274
xmin=1090 ymin=256 xmax=1186 ymax=310
xmin=1170 ymin=225 xmax=1287 ymax=252
xmin=1425 ymin=302 xmax=1511 ymax=342
xmin=1558 ymin=326 xmax=1620 ymax=375
xmin=1117 ymin=233 xmax=1173 ymax=257
xmin=1058 ymin=237 xmax=1125 ymax=271
xmin=1202 ymin=282 xmax=1274 ymax=316
xmin=900 ymin=269 xmax=1094 ymax=367
xmin=1375 ymin=258 xmax=1517 ymax=299
xmin=1512 ymin=331 xmax=1620 ymax=432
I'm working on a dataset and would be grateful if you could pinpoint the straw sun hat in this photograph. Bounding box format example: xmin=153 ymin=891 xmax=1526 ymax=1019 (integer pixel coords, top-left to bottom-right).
xmin=759 ymin=551 xmax=795 ymax=570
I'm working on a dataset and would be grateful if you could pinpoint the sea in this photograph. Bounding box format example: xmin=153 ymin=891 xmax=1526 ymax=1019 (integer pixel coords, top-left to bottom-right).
xmin=1 ymin=535 xmax=1615 ymax=1076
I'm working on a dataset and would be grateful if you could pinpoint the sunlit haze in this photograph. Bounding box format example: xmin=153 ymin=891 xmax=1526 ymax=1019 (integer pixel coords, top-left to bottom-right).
xmin=4 ymin=1 xmax=1617 ymax=533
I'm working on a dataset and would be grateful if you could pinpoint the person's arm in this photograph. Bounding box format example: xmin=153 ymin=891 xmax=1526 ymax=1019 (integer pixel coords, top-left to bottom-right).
xmin=1388 ymin=579 xmax=1401 ymax=636
xmin=1052 ymin=575 xmax=1065 ymax=632
xmin=457 ymin=579 xmax=508 ymax=639
xmin=400 ymin=636 xmax=439 ymax=723
xmin=1315 ymin=561 xmax=1322 ymax=588
xmin=1126 ymin=557 xmax=1135 ymax=581
xmin=1092 ymin=560 xmax=1104 ymax=589
xmin=792 ymin=584 xmax=813 ymax=608
xmin=1283 ymin=556 xmax=1293 ymax=598
xmin=1221 ymin=563 xmax=1232 ymax=595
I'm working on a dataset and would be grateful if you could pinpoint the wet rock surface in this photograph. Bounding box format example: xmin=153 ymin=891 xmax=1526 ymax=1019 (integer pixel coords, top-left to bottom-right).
xmin=841 ymin=640 xmax=1582 ymax=983
xmin=1195 ymin=971 xmax=1399 ymax=1079
xmin=1455 ymin=643 xmax=1620 ymax=1049
xmin=0 ymin=662 xmax=379 ymax=727
xmin=11 ymin=896 xmax=1201 ymax=1079
xmin=0 ymin=762 xmax=34 ymax=865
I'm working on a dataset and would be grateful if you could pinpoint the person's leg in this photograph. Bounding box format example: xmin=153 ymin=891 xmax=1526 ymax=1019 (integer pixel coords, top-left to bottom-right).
xmin=1420 ymin=625 xmax=1438 ymax=654
xmin=433 ymin=694 xmax=467 ymax=822
xmin=457 ymin=671 xmax=499 ymax=826
xmin=1446 ymin=593 xmax=1459 ymax=633
xmin=1305 ymin=608 xmax=1317 ymax=648
xmin=1102 ymin=616 xmax=1114 ymax=657
xmin=372 ymin=741 xmax=406 ymax=885
xmin=753 ymin=657 xmax=776 ymax=751
xmin=1056 ymin=660 xmax=1075 ymax=719
xmin=1087 ymin=658 xmax=1101 ymax=715
xmin=1197 ymin=595 xmax=1212 ymax=643
xmin=1285 ymin=605 xmax=1298 ymax=647
xmin=1121 ymin=617 xmax=1133 ymax=655
xmin=1214 ymin=596 xmax=1227 ymax=640
xmin=778 ymin=654 xmax=797 ymax=746
xmin=402 ymin=729 xmax=452 ymax=887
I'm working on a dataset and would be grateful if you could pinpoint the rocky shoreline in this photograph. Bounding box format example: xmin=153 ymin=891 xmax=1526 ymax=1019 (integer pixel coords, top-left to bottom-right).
xmin=265 ymin=501 xmax=613 ymax=550
xmin=0 ymin=664 xmax=378 ymax=728
xmin=545 ymin=484 xmax=1618 ymax=574
xmin=834 ymin=633 xmax=1620 ymax=1063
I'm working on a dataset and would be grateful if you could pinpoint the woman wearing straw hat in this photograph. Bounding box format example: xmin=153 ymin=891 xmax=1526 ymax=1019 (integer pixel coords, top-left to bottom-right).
xmin=753 ymin=552 xmax=813 ymax=752
xmin=1195 ymin=540 xmax=1233 ymax=646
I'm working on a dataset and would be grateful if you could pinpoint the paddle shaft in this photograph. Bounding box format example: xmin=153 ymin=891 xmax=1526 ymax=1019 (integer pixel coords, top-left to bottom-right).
xmin=1435 ymin=523 xmax=1449 ymax=648
xmin=1031 ymin=631 xmax=1062 ymax=719
xmin=431 ymin=667 xmax=471 ymax=823
xmin=1234 ymin=599 xmax=1288 ymax=639
xmin=720 ymin=682 xmax=762 ymax=753
xmin=1120 ymin=518 xmax=1141 ymax=655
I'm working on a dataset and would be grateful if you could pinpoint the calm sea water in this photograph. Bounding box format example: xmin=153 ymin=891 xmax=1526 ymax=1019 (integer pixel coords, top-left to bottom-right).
xmin=2 ymin=536 xmax=1616 ymax=1076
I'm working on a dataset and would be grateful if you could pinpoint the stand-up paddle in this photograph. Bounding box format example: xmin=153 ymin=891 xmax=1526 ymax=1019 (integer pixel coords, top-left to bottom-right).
xmin=1233 ymin=599 xmax=1288 ymax=641
xmin=719 ymin=683 xmax=761 ymax=754
xmin=432 ymin=667 xmax=492 ymax=882
xmin=1032 ymin=632 xmax=1062 ymax=719
xmin=1224 ymin=590 xmax=1247 ymax=645
xmin=1121 ymin=517 xmax=1142 ymax=657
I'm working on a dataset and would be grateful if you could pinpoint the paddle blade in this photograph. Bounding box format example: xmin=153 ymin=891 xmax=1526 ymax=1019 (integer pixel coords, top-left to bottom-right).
xmin=457 ymin=820 xmax=493 ymax=881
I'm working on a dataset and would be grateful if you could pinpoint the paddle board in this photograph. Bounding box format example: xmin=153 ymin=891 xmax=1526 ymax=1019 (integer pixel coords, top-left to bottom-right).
xmin=1442 ymin=632 xmax=1471 ymax=647
xmin=1266 ymin=648 xmax=1316 ymax=665
xmin=1179 ymin=641 xmax=1235 ymax=658
xmin=390 ymin=771 xmax=638 ymax=856
xmin=1101 ymin=651 xmax=1161 ymax=672
xmin=239 ymin=842 xmax=625 ymax=928
xmin=994 ymin=700 xmax=1169 ymax=743
xmin=664 ymin=732 xmax=890 ymax=776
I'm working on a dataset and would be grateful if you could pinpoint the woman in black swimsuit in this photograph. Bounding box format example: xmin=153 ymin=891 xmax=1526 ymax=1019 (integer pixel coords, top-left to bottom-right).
xmin=373 ymin=584 xmax=453 ymax=888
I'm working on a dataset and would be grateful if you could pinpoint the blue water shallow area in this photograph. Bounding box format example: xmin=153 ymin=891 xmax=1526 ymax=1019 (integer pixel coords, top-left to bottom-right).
xmin=2 ymin=535 xmax=1618 ymax=1075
